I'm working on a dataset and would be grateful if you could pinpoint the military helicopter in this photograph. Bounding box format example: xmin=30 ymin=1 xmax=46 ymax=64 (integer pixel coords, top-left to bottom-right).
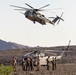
xmin=23 ymin=50 xmax=65 ymax=65
xmin=10 ymin=3 xmax=64 ymax=25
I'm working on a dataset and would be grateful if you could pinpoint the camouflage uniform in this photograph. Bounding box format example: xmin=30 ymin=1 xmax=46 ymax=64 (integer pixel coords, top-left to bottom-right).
xmin=51 ymin=58 xmax=54 ymax=70
xmin=54 ymin=57 xmax=57 ymax=70
xmin=37 ymin=56 xmax=40 ymax=71
xmin=22 ymin=57 xmax=25 ymax=71
xmin=12 ymin=57 xmax=17 ymax=71
xmin=30 ymin=57 xmax=34 ymax=71
xmin=26 ymin=57 xmax=31 ymax=71
xmin=46 ymin=56 xmax=50 ymax=70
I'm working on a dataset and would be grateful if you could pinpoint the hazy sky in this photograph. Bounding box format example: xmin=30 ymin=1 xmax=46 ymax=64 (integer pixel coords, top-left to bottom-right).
xmin=0 ymin=0 xmax=76 ymax=47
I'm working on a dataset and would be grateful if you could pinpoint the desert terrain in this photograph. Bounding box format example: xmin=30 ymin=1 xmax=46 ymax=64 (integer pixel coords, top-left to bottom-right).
xmin=0 ymin=48 xmax=76 ymax=75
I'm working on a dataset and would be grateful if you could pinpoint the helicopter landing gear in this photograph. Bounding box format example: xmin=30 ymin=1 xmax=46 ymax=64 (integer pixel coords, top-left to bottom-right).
xmin=33 ymin=21 xmax=35 ymax=24
xmin=41 ymin=20 xmax=46 ymax=25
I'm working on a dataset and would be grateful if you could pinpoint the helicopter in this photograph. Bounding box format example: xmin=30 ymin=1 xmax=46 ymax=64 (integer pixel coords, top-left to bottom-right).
xmin=23 ymin=50 xmax=64 ymax=65
xmin=10 ymin=3 xmax=64 ymax=25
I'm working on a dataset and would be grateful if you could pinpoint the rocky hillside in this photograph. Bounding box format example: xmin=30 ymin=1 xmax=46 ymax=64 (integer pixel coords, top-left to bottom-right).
xmin=0 ymin=39 xmax=28 ymax=50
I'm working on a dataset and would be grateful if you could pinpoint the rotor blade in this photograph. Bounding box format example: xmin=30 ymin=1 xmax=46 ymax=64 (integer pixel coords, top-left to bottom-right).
xmin=57 ymin=12 xmax=64 ymax=24
xmin=44 ymin=50 xmax=72 ymax=52
xmin=10 ymin=5 xmax=29 ymax=10
xmin=34 ymin=9 xmax=43 ymax=11
xmin=48 ymin=17 xmax=55 ymax=19
xmin=57 ymin=18 xmax=64 ymax=24
xmin=60 ymin=18 xmax=64 ymax=21
xmin=56 ymin=12 xmax=64 ymax=18
xmin=37 ymin=8 xmax=62 ymax=11
xmin=37 ymin=9 xmax=56 ymax=13
xmin=38 ymin=4 xmax=50 ymax=9
xmin=57 ymin=19 xmax=60 ymax=25
xmin=60 ymin=12 xmax=64 ymax=21
xmin=25 ymin=3 xmax=34 ymax=9
xmin=19 ymin=12 xmax=24 ymax=14
xmin=60 ymin=12 xmax=64 ymax=18
xmin=66 ymin=40 xmax=71 ymax=50
xmin=44 ymin=8 xmax=63 ymax=10
xmin=14 ymin=8 xmax=30 ymax=11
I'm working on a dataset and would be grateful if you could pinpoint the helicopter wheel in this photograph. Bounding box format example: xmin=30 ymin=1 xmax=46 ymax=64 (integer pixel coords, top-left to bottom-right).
xmin=33 ymin=21 xmax=35 ymax=24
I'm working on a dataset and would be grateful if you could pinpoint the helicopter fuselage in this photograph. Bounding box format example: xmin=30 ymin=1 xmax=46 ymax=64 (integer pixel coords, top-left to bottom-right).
xmin=24 ymin=10 xmax=46 ymax=25
xmin=10 ymin=3 xmax=64 ymax=25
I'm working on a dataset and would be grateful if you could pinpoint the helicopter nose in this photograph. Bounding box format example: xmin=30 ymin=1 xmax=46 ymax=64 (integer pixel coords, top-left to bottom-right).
xmin=25 ymin=12 xmax=28 ymax=18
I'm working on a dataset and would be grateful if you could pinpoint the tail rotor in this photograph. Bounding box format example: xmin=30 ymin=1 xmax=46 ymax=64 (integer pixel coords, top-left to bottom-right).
xmin=57 ymin=12 xmax=64 ymax=25
xmin=49 ymin=12 xmax=64 ymax=25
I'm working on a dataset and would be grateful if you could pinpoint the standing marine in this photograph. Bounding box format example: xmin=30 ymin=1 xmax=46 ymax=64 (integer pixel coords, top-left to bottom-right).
xmin=37 ymin=55 xmax=40 ymax=71
xmin=12 ymin=57 xmax=17 ymax=71
xmin=22 ymin=57 xmax=25 ymax=71
xmin=46 ymin=56 xmax=50 ymax=70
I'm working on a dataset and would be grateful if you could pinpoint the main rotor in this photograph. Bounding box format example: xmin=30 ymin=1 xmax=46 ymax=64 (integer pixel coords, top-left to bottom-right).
xmin=10 ymin=3 xmax=50 ymax=12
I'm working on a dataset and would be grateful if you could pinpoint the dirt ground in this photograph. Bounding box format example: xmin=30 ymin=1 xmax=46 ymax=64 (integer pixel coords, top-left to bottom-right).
xmin=12 ymin=64 xmax=76 ymax=75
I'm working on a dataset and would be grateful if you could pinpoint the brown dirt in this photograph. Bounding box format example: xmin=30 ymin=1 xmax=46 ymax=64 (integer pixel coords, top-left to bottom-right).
xmin=12 ymin=64 xmax=76 ymax=75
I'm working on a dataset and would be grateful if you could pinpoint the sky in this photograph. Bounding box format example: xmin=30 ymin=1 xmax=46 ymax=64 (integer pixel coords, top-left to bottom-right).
xmin=0 ymin=0 xmax=76 ymax=47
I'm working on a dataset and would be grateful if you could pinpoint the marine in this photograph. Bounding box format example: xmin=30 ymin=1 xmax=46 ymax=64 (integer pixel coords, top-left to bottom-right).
xmin=37 ymin=55 xmax=40 ymax=71
xmin=51 ymin=57 xmax=54 ymax=70
xmin=26 ymin=57 xmax=31 ymax=71
xmin=54 ymin=57 xmax=57 ymax=70
xmin=30 ymin=57 xmax=34 ymax=71
xmin=12 ymin=57 xmax=17 ymax=71
xmin=46 ymin=56 xmax=50 ymax=70
xmin=22 ymin=57 xmax=25 ymax=71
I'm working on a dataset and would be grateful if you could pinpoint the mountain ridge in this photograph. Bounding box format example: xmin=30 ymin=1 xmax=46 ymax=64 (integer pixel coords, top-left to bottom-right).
xmin=0 ymin=39 xmax=29 ymax=50
xmin=0 ymin=39 xmax=76 ymax=50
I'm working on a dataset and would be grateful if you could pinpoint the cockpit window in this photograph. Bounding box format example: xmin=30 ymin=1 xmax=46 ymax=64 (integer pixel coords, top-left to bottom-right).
xmin=42 ymin=15 xmax=45 ymax=17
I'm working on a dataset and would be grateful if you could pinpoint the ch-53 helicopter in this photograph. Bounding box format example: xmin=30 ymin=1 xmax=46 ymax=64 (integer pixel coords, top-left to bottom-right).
xmin=22 ymin=40 xmax=72 ymax=66
xmin=10 ymin=3 xmax=64 ymax=25
xmin=23 ymin=50 xmax=64 ymax=65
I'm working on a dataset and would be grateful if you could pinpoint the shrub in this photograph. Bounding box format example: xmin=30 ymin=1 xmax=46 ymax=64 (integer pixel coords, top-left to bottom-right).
xmin=0 ymin=64 xmax=14 ymax=75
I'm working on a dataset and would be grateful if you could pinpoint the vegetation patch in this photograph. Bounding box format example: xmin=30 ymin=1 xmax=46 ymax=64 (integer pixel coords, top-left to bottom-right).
xmin=0 ymin=64 xmax=14 ymax=75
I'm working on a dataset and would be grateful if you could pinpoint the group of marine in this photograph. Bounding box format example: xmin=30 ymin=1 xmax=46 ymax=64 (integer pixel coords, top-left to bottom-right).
xmin=12 ymin=56 xmax=57 ymax=72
